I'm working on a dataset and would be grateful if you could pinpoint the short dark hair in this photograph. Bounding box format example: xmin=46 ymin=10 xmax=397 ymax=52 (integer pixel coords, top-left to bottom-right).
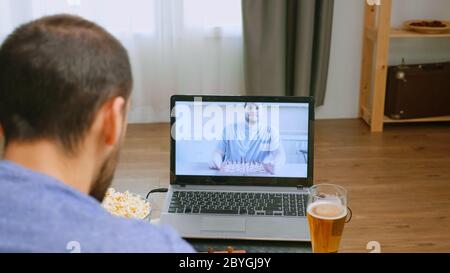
xmin=0 ymin=14 xmax=132 ymax=153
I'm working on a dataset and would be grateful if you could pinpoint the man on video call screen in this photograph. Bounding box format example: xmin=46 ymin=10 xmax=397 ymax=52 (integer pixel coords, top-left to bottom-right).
xmin=173 ymin=101 xmax=309 ymax=178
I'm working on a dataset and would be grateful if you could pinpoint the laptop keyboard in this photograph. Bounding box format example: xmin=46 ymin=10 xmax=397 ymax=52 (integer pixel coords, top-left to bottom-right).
xmin=168 ymin=191 xmax=308 ymax=217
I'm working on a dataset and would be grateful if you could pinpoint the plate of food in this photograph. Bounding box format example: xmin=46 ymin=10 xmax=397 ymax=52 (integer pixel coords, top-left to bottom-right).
xmin=405 ymin=20 xmax=450 ymax=34
xmin=102 ymin=188 xmax=152 ymax=221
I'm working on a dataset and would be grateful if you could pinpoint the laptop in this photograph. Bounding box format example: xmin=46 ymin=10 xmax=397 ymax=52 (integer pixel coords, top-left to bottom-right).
xmin=160 ymin=95 xmax=314 ymax=241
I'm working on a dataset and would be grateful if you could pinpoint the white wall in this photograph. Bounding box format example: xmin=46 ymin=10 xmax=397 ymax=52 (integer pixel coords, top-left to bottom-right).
xmin=316 ymin=0 xmax=450 ymax=119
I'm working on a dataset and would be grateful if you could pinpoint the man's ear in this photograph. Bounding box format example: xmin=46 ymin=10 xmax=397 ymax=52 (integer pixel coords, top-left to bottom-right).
xmin=98 ymin=96 xmax=126 ymax=147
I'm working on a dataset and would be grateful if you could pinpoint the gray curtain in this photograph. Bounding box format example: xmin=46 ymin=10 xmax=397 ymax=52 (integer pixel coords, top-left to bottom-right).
xmin=242 ymin=0 xmax=334 ymax=106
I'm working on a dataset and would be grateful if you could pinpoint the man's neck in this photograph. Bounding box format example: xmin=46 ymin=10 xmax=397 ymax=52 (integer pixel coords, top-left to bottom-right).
xmin=3 ymin=141 xmax=94 ymax=194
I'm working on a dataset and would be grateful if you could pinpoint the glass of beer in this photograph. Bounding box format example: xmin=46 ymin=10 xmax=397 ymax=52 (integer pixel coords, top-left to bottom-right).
xmin=307 ymin=184 xmax=349 ymax=253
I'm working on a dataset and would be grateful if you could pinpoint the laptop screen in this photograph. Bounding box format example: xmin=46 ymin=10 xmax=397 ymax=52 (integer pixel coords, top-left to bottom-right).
xmin=172 ymin=99 xmax=310 ymax=179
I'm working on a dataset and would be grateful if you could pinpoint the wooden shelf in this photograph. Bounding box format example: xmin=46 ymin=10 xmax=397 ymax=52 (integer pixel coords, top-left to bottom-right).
xmin=384 ymin=115 xmax=450 ymax=123
xmin=390 ymin=28 xmax=450 ymax=38
xmin=359 ymin=0 xmax=450 ymax=132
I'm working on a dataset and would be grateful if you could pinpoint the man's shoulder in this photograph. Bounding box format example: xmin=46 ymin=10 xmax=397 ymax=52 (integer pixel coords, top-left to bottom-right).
xmin=75 ymin=215 xmax=194 ymax=253
xmin=221 ymin=123 xmax=240 ymax=139
xmin=41 ymin=197 xmax=195 ymax=252
xmin=0 ymin=162 xmax=193 ymax=253
xmin=224 ymin=122 xmax=239 ymax=131
xmin=0 ymin=196 xmax=194 ymax=253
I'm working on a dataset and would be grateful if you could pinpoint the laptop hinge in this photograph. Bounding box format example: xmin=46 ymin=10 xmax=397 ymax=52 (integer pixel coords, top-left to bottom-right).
xmin=178 ymin=184 xmax=186 ymax=188
xmin=297 ymin=185 xmax=309 ymax=191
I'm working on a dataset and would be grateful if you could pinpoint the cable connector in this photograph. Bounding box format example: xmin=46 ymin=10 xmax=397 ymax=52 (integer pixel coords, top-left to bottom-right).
xmin=145 ymin=188 xmax=168 ymax=200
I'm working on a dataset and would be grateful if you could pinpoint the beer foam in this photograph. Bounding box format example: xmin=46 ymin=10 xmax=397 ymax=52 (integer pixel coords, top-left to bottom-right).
xmin=307 ymin=200 xmax=347 ymax=220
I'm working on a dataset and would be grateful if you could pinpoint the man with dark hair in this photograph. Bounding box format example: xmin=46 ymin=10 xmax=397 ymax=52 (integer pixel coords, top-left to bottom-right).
xmin=0 ymin=15 xmax=193 ymax=252
xmin=209 ymin=103 xmax=286 ymax=174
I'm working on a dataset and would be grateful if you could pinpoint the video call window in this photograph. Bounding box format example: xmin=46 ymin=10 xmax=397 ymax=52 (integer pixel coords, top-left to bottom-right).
xmin=173 ymin=101 xmax=309 ymax=178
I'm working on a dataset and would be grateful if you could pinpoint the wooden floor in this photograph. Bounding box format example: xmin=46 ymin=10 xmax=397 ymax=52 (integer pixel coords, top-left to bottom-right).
xmin=112 ymin=119 xmax=450 ymax=253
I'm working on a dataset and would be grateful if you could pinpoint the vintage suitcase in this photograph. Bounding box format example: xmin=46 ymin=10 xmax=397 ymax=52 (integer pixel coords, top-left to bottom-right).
xmin=385 ymin=61 xmax=450 ymax=119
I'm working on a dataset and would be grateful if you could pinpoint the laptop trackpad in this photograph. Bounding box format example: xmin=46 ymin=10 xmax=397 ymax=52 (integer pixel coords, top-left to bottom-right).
xmin=201 ymin=217 xmax=246 ymax=232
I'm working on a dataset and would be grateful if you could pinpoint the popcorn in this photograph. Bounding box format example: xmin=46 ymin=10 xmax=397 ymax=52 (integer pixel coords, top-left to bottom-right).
xmin=102 ymin=188 xmax=151 ymax=220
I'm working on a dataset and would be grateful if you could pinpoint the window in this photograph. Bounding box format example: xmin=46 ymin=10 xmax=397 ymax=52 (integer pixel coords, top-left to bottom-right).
xmin=184 ymin=0 xmax=242 ymax=35
xmin=0 ymin=0 xmax=245 ymax=123
xmin=29 ymin=0 xmax=156 ymax=34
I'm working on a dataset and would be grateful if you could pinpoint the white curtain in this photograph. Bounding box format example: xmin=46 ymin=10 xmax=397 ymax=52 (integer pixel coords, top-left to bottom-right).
xmin=0 ymin=0 xmax=245 ymax=123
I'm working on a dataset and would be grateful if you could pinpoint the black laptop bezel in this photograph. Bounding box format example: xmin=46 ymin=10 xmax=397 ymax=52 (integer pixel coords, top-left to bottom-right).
xmin=170 ymin=95 xmax=314 ymax=187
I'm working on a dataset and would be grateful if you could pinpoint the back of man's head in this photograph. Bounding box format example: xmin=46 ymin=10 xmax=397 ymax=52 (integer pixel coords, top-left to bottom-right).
xmin=0 ymin=14 xmax=132 ymax=153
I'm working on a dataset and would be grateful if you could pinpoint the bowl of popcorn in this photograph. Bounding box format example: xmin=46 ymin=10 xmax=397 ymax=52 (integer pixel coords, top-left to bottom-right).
xmin=102 ymin=188 xmax=151 ymax=220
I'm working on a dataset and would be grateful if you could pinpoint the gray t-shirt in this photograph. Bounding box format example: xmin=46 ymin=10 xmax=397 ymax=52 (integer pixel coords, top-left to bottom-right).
xmin=0 ymin=160 xmax=194 ymax=253
xmin=218 ymin=122 xmax=280 ymax=163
